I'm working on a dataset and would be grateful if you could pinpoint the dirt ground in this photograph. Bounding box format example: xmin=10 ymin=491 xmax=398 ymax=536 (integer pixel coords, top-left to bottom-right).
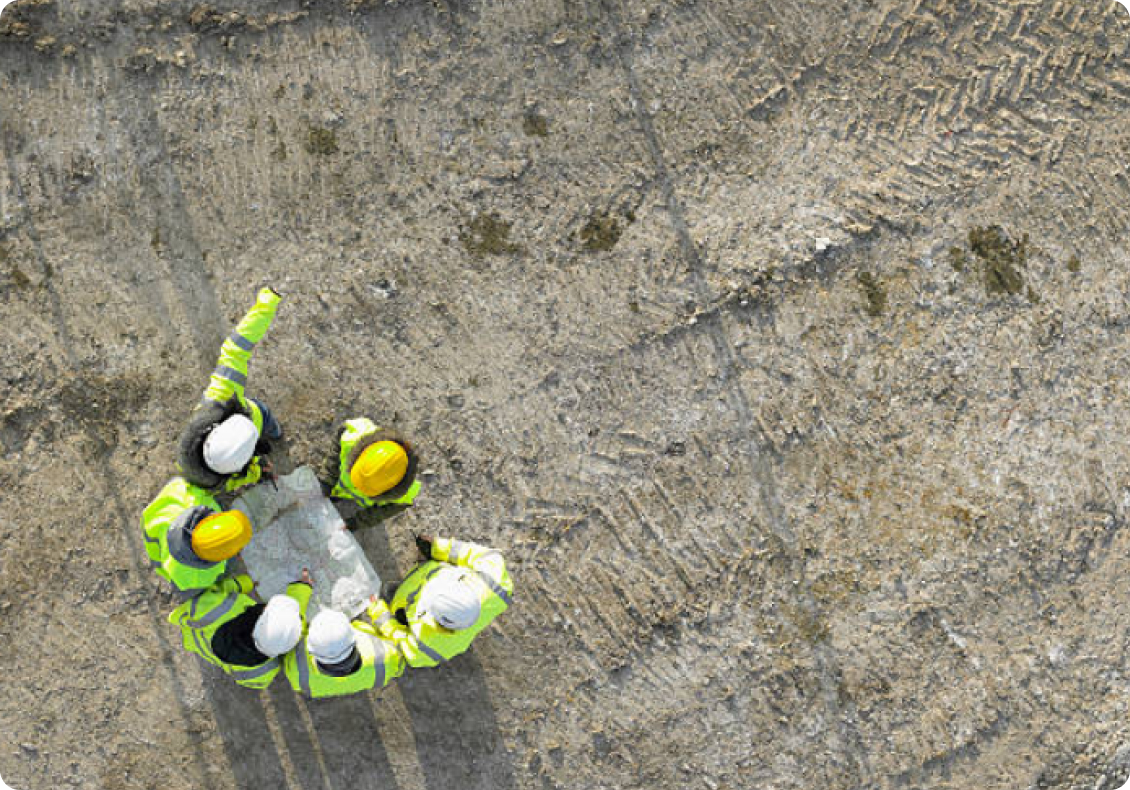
xmin=4 ymin=0 xmax=1130 ymax=788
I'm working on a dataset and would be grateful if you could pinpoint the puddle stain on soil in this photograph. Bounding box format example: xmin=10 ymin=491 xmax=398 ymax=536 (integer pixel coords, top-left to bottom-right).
xmin=523 ymin=111 xmax=549 ymax=138
xmin=461 ymin=213 xmax=523 ymax=256
xmin=967 ymin=225 xmax=1028 ymax=297
xmin=856 ymin=271 xmax=887 ymax=317
xmin=305 ymin=126 xmax=339 ymax=156
xmin=580 ymin=211 xmax=634 ymax=252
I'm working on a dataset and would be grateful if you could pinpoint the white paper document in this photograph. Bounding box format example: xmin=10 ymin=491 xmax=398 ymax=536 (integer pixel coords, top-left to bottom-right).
xmin=233 ymin=466 xmax=381 ymax=619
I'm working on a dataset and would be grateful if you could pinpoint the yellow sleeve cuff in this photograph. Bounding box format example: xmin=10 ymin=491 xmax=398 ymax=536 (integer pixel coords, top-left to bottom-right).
xmin=225 ymin=460 xmax=262 ymax=492
xmin=257 ymin=287 xmax=281 ymax=308
xmin=432 ymin=537 xmax=454 ymax=562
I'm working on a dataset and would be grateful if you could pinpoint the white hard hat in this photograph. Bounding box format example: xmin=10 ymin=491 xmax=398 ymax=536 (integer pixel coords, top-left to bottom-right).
xmin=252 ymin=595 xmax=302 ymax=658
xmin=307 ymin=610 xmax=356 ymax=665
xmin=204 ymin=414 xmax=260 ymax=475
xmin=418 ymin=568 xmax=481 ymax=631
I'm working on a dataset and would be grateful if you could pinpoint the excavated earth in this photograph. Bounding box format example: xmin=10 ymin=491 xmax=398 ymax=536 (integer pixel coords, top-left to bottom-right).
xmin=4 ymin=0 xmax=1130 ymax=788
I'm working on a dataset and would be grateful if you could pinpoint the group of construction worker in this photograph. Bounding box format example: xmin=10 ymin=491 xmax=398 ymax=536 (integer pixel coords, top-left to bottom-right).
xmin=140 ymin=288 xmax=513 ymax=698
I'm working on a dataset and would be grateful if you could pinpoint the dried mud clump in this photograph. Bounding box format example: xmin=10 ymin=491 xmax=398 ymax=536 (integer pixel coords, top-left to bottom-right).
xmin=461 ymin=213 xmax=522 ymax=256
xmin=305 ymin=127 xmax=339 ymax=155
xmin=968 ymin=225 xmax=1028 ymax=296
xmin=187 ymin=4 xmax=247 ymax=31
xmin=188 ymin=4 xmax=306 ymax=33
xmin=856 ymin=271 xmax=887 ymax=317
xmin=125 ymin=47 xmax=159 ymax=73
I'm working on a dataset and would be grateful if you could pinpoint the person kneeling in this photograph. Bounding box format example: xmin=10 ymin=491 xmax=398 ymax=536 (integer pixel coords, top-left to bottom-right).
xmin=284 ymin=610 xmax=405 ymax=698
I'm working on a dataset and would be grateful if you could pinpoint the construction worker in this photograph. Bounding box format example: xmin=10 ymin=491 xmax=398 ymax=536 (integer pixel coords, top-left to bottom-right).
xmin=169 ymin=570 xmax=312 ymax=689
xmin=283 ymin=610 xmax=406 ymax=698
xmin=177 ymin=287 xmax=284 ymax=493
xmin=365 ymin=535 xmax=512 ymax=668
xmin=141 ymin=477 xmax=252 ymax=592
xmin=328 ymin=417 xmax=421 ymax=520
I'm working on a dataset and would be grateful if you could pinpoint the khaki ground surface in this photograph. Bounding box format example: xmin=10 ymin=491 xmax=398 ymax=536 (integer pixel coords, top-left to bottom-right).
xmin=4 ymin=0 xmax=1130 ymax=788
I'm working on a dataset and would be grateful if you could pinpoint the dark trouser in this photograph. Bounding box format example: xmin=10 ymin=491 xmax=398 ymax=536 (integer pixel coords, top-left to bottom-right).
xmin=249 ymin=398 xmax=283 ymax=441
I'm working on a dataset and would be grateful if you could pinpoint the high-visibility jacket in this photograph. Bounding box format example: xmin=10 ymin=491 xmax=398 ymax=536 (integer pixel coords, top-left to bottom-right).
xmin=283 ymin=624 xmax=405 ymax=698
xmin=140 ymin=477 xmax=225 ymax=592
xmin=330 ymin=417 xmax=421 ymax=509
xmin=367 ymin=538 xmax=512 ymax=668
xmin=176 ymin=288 xmax=281 ymax=493
xmin=169 ymin=575 xmax=311 ymax=689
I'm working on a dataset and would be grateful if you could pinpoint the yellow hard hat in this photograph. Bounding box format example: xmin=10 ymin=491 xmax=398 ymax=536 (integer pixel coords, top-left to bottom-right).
xmin=350 ymin=441 xmax=409 ymax=497
xmin=191 ymin=510 xmax=252 ymax=563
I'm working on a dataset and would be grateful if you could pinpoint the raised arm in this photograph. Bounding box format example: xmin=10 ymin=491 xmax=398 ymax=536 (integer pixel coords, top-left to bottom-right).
xmin=431 ymin=537 xmax=513 ymax=602
xmin=204 ymin=287 xmax=282 ymax=405
xmin=364 ymin=598 xmax=443 ymax=668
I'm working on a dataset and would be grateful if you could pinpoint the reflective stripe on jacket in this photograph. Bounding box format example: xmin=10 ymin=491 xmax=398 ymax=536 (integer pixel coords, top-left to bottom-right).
xmin=176 ymin=288 xmax=280 ymax=493
xmin=376 ymin=538 xmax=512 ymax=668
xmin=330 ymin=417 xmax=421 ymax=508
xmin=284 ymin=627 xmax=405 ymax=698
xmin=204 ymin=288 xmax=280 ymax=406
xmin=141 ymin=477 xmax=225 ymax=592
xmin=168 ymin=576 xmax=311 ymax=689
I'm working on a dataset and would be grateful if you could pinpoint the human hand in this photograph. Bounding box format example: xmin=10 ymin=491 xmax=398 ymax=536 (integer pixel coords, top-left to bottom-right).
xmin=299 ymin=568 xmax=313 ymax=585
xmin=367 ymin=594 xmax=391 ymax=623
xmin=260 ymin=458 xmax=278 ymax=489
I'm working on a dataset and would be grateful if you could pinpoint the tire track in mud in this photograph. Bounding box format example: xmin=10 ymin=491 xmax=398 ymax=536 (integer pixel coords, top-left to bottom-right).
xmin=1 ymin=47 xmax=274 ymax=790
xmin=597 ymin=0 xmax=869 ymax=782
xmin=115 ymin=71 xmax=228 ymax=375
xmin=0 ymin=97 xmax=224 ymax=790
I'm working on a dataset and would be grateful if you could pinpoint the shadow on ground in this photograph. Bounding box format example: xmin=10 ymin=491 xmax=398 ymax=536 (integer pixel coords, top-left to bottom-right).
xmin=204 ymin=445 xmax=516 ymax=790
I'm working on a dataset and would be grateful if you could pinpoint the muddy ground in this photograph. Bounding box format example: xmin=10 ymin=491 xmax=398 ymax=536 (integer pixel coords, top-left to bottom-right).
xmin=3 ymin=0 xmax=1130 ymax=788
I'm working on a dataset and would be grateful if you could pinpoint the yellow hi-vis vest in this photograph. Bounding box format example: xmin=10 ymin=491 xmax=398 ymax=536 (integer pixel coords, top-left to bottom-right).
xmin=140 ymin=477 xmax=225 ymax=592
xmin=330 ymin=417 xmax=421 ymax=508
xmin=369 ymin=538 xmax=512 ymax=668
xmin=284 ymin=627 xmax=405 ymax=698
xmin=169 ymin=576 xmax=310 ymax=689
xmin=178 ymin=288 xmax=280 ymax=493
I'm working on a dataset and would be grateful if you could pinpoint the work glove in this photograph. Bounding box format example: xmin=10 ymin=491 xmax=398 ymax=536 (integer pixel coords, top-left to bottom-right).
xmin=415 ymin=532 xmax=434 ymax=560
xmin=224 ymin=458 xmax=262 ymax=492
xmin=367 ymin=595 xmax=396 ymax=636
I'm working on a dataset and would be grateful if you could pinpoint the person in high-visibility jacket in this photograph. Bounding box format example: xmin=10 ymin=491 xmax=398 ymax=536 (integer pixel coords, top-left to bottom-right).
xmin=365 ymin=535 xmax=512 ymax=668
xmin=328 ymin=417 xmax=421 ymax=521
xmin=141 ymin=477 xmax=252 ymax=592
xmin=283 ymin=610 xmax=406 ymax=698
xmin=169 ymin=571 xmax=311 ymax=689
xmin=177 ymin=287 xmax=284 ymax=493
